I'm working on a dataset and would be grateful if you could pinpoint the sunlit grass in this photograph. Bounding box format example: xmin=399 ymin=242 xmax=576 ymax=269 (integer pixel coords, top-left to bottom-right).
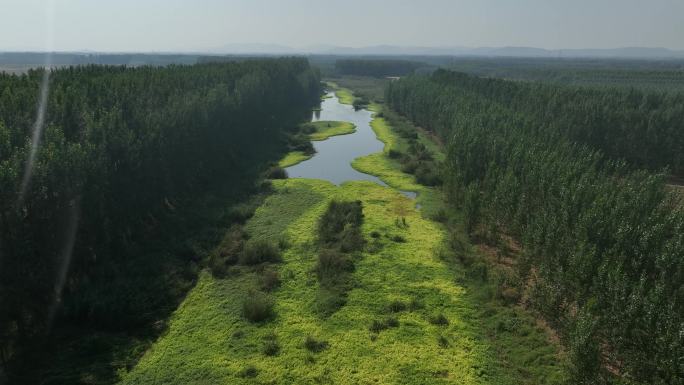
xmin=278 ymin=151 xmax=311 ymax=168
xmin=307 ymin=121 xmax=356 ymax=141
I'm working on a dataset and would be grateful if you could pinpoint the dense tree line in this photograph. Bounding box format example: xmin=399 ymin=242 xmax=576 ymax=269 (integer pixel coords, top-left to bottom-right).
xmin=387 ymin=71 xmax=683 ymax=384
xmin=399 ymin=70 xmax=684 ymax=174
xmin=0 ymin=59 xmax=320 ymax=372
xmin=335 ymin=59 xmax=425 ymax=77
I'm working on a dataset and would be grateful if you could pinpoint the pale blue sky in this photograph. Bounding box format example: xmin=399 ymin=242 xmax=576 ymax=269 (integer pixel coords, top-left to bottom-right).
xmin=1 ymin=0 xmax=683 ymax=51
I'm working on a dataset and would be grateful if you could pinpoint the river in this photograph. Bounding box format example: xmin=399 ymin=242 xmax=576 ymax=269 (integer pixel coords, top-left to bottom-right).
xmin=286 ymin=91 xmax=417 ymax=199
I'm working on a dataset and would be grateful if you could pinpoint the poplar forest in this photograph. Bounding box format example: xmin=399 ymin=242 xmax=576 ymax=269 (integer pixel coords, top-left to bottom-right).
xmin=1 ymin=53 xmax=683 ymax=385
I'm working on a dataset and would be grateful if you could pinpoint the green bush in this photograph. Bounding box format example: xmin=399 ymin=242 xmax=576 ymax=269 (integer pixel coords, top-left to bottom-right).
xmin=387 ymin=300 xmax=407 ymax=313
xmin=388 ymin=149 xmax=403 ymax=159
xmin=316 ymin=249 xmax=354 ymax=286
xmin=238 ymin=365 xmax=259 ymax=378
xmin=209 ymin=225 xmax=246 ymax=277
xmin=304 ymin=335 xmax=328 ymax=353
xmin=239 ymin=240 xmax=281 ymax=265
xmin=262 ymin=339 xmax=280 ymax=357
xmin=391 ymin=235 xmax=406 ymax=243
xmin=242 ymin=291 xmax=275 ymax=323
xmin=369 ymin=317 xmax=400 ymax=333
xmin=259 ymin=267 xmax=281 ymax=292
xmin=437 ymin=335 xmax=450 ymax=348
xmin=266 ymin=166 xmax=288 ymax=179
xmin=429 ymin=313 xmax=449 ymax=326
xmin=315 ymin=289 xmax=347 ymax=317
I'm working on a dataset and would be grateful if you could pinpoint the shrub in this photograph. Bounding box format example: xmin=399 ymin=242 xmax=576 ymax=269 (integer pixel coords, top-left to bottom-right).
xmin=266 ymin=166 xmax=288 ymax=179
xmin=242 ymin=291 xmax=275 ymax=323
xmin=408 ymin=298 xmax=424 ymax=311
xmin=259 ymin=268 xmax=281 ymax=292
xmin=316 ymin=249 xmax=354 ymax=285
xmin=369 ymin=317 xmax=399 ymax=333
xmin=388 ymin=149 xmax=403 ymax=159
xmin=387 ymin=300 xmax=407 ymax=313
xmin=391 ymin=235 xmax=406 ymax=243
xmin=304 ymin=335 xmax=328 ymax=353
xmin=226 ymin=203 xmax=256 ymax=224
xmin=499 ymin=286 xmax=521 ymax=305
xmin=209 ymin=225 xmax=245 ymax=277
xmin=437 ymin=335 xmax=450 ymax=348
xmin=239 ymin=240 xmax=281 ymax=265
xmin=370 ymin=230 xmax=381 ymax=239
xmin=238 ymin=365 xmax=259 ymax=378
xmin=468 ymin=262 xmax=489 ymax=282
xmin=318 ymin=200 xmax=364 ymax=248
xmin=385 ymin=316 xmax=399 ymax=328
xmin=429 ymin=313 xmax=449 ymax=326
xmin=262 ymin=339 xmax=280 ymax=356
xmin=369 ymin=319 xmax=386 ymax=333
xmin=315 ymin=289 xmax=347 ymax=317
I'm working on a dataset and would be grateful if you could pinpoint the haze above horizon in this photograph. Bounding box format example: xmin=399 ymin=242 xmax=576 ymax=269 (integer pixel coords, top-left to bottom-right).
xmin=1 ymin=0 xmax=683 ymax=53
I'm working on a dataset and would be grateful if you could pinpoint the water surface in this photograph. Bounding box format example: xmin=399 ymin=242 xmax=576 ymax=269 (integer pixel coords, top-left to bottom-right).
xmin=286 ymin=91 xmax=417 ymax=199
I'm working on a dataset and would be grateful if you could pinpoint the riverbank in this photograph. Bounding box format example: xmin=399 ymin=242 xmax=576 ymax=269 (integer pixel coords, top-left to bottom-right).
xmin=119 ymin=82 xmax=567 ymax=384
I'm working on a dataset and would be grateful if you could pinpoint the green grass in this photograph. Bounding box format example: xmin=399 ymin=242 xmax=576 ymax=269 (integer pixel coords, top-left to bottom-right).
xmin=121 ymin=82 xmax=568 ymax=384
xmin=325 ymin=81 xmax=355 ymax=105
xmin=306 ymin=121 xmax=356 ymax=141
xmin=278 ymin=151 xmax=312 ymax=168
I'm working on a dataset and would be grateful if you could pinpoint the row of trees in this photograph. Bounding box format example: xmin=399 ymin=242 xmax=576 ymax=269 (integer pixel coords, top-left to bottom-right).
xmin=387 ymin=71 xmax=683 ymax=384
xmin=0 ymin=59 xmax=321 ymax=369
xmin=401 ymin=70 xmax=684 ymax=174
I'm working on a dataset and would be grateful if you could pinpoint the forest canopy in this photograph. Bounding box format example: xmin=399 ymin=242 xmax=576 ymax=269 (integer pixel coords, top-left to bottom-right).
xmin=0 ymin=59 xmax=320 ymax=369
xmin=387 ymin=70 xmax=684 ymax=384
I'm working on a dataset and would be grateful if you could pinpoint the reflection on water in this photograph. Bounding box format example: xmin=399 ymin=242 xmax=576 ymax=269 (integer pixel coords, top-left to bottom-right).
xmin=286 ymin=92 xmax=416 ymax=199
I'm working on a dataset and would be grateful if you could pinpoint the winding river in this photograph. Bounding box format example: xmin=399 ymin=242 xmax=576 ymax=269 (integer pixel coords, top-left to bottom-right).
xmin=286 ymin=91 xmax=417 ymax=199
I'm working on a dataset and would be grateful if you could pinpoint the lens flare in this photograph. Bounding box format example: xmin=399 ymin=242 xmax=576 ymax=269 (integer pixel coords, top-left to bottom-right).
xmin=17 ymin=0 xmax=55 ymax=204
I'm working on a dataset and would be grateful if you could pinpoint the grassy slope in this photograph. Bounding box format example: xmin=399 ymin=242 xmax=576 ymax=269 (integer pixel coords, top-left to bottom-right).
xmin=121 ymin=82 xmax=567 ymax=385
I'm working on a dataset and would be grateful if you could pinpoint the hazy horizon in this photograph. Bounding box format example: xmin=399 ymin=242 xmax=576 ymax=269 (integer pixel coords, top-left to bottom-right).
xmin=1 ymin=0 xmax=683 ymax=53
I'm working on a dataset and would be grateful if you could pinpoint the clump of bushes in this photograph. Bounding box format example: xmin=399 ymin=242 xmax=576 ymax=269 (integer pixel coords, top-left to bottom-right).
xmin=369 ymin=316 xmax=400 ymax=333
xmin=287 ymin=132 xmax=314 ymax=154
xmin=391 ymin=235 xmax=406 ymax=243
xmin=238 ymin=365 xmax=259 ymax=378
xmin=262 ymin=334 xmax=280 ymax=356
xmin=314 ymin=200 xmax=365 ymax=316
xmin=429 ymin=313 xmax=449 ymax=326
xmin=408 ymin=298 xmax=424 ymax=311
xmin=209 ymin=225 xmax=246 ymax=278
xmin=304 ymin=335 xmax=328 ymax=353
xmin=318 ymin=200 xmax=364 ymax=251
xmin=259 ymin=267 xmax=281 ymax=292
xmin=242 ymin=290 xmax=275 ymax=323
xmin=352 ymin=96 xmax=369 ymax=111
xmin=316 ymin=249 xmax=354 ymax=285
xmin=437 ymin=335 xmax=450 ymax=348
xmin=387 ymin=300 xmax=407 ymax=313
xmin=266 ymin=166 xmax=288 ymax=179
xmin=239 ymin=239 xmax=281 ymax=265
